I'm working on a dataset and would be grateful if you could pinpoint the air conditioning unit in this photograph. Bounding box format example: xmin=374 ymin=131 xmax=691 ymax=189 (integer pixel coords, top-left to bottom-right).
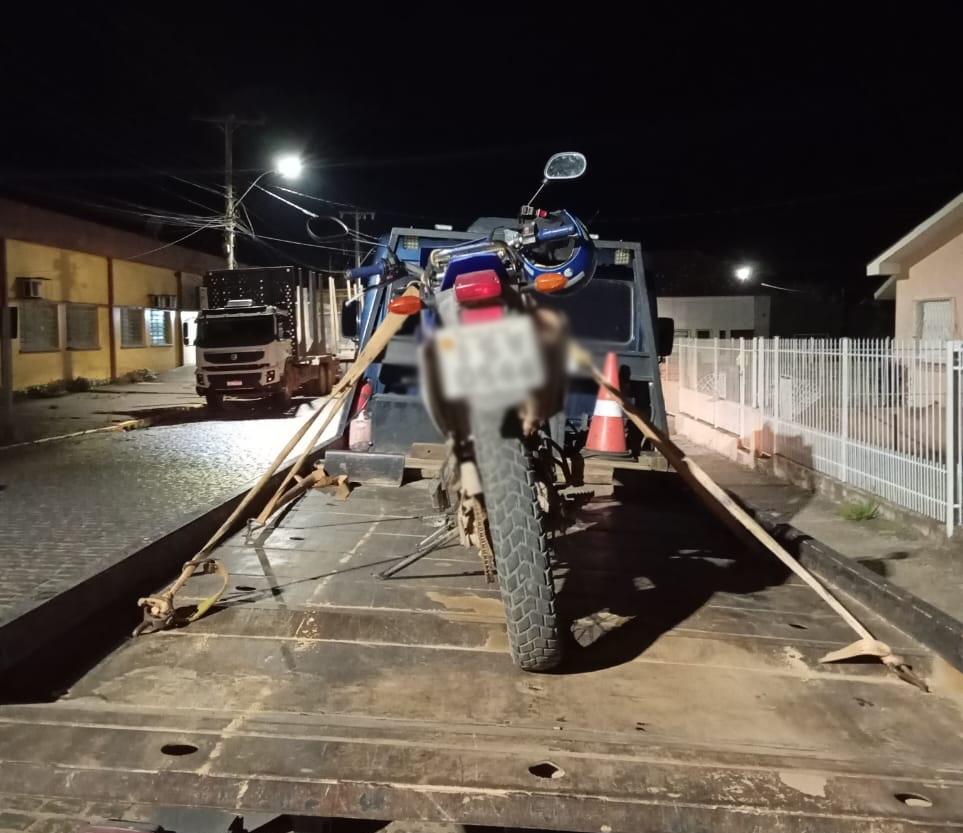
xmin=15 ymin=278 xmax=43 ymax=299
xmin=149 ymin=294 xmax=177 ymax=309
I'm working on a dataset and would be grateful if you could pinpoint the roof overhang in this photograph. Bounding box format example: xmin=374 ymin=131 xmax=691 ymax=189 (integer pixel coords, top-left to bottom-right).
xmin=873 ymin=275 xmax=898 ymax=301
xmin=867 ymin=192 xmax=963 ymax=299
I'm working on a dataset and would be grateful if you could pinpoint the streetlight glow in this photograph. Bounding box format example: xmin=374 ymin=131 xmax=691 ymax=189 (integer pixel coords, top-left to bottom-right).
xmin=734 ymin=265 xmax=753 ymax=282
xmin=275 ymin=154 xmax=303 ymax=180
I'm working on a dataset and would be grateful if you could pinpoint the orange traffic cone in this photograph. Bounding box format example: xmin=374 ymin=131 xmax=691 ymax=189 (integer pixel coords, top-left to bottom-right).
xmin=582 ymin=352 xmax=631 ymax=458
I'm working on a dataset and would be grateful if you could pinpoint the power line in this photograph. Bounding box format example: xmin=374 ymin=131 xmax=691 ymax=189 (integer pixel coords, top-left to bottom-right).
xmin=125 ymin=223 xmax=219 ymax=261
xmin=236 ymin=230 xmax=362 ymax=256
xmin=273 ymin=185 xmax=360 ymax=210
xmin=254 ymin=184 xmax=320 ymax=219
xmin=272 ymin=184 xmax=466 ymax=225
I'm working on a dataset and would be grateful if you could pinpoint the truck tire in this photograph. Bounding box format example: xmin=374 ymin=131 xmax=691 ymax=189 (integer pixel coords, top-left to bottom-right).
xmin=470 ymin=410 xmax=563 ymax=672
xmin=273 ymin=366 xmax=296 ymax=410
xmin=205 ymin=391 xmax=223 ymax=409
xmin=272 ymin=387 xmax=293 ymax=410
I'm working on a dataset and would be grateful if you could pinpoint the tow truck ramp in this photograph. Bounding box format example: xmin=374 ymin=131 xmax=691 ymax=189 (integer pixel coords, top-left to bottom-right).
xmin=1 ymin=471 xmax=962 ymax=832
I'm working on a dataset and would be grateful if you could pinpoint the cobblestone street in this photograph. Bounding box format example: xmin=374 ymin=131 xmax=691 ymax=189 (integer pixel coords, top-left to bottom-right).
xmin=0 ymin=403 xmax=337 ymax=640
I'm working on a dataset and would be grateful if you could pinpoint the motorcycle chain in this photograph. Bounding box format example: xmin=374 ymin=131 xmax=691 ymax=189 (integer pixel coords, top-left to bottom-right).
xmin=472 ymin=496 xmax=496 ymax=584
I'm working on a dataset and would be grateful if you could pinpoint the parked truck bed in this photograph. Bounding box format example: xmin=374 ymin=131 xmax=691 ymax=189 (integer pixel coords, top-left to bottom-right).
xmin=1 ymin=471 xmax=962 ymax=832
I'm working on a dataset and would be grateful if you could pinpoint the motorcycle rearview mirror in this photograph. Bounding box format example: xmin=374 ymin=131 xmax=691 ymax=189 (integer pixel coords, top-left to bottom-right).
xmin=544 ymin=152 xmax=587 ymax=181
xmin=527 ymin=151 xmax=587 ymax=206
xmin=340 ymin=298 xmax=360 ymax=339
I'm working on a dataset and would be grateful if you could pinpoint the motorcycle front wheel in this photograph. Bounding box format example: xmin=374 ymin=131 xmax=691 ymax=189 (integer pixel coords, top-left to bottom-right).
xmin=470 ymin=410 xmax=563 ymax=672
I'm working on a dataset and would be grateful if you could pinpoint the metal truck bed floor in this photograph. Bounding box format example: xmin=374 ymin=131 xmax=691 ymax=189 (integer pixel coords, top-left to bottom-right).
xmin=1 ymin=476 xmax=962 ymax=832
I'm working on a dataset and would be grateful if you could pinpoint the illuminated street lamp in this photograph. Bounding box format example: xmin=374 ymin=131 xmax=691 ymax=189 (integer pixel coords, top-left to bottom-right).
xmin=274 ymin=154 xmax=303 ymax=180
xmin=734 ymin=265 xmax=753 ymax=282
xmin=226 ymin=154 xmax=304 ymax=269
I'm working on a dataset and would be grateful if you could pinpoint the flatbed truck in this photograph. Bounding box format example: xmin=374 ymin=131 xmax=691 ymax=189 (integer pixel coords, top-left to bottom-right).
xmin=0 ymin=446 xmax=961 ymax=832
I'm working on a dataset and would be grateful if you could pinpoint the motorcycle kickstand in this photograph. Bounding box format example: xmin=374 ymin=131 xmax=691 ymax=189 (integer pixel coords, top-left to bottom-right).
xmin=375 ymin=519 xmax=458 ymax=580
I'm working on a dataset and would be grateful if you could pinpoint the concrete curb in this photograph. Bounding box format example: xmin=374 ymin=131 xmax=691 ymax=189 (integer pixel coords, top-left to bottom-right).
xmin=0 ymin=404 xmax=205 ymax=453
xmin=0 ymin=442 xmax=326 ymax=674
xmin=731 ymin=492 xmax=963 ymax=674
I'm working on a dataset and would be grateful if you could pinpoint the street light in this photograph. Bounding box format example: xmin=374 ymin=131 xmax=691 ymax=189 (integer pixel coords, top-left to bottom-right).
xmin=236 ymin=155 xmax=304 ymax=208
xmin=734 ymin=265 xmax=753 ymax=282
xmin=226 ymin=155 xmax=304 ymax=269
xmin=275 ymin=154 xmax=303 ymax=180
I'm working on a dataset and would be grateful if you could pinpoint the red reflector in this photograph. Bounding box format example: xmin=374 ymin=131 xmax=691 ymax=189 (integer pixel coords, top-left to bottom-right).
xmin=536 ymin=208 xmax=548 ymax=218
xmin=454 ymin=270 xmax=502 ymax=303
xmin=460 ymin=305 xmax=504 ymax=324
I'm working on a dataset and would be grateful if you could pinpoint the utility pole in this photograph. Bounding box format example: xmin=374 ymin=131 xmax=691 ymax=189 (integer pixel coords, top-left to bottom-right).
xmin=195 ymin=114 xmax=264 ymax=269
xmin=339 ymin=209 xmax=376 ymax=268
xmin=224 ymin=122 xmax=235 ymax=269
xmin=0 ymin=238 xmax=12 ymax=442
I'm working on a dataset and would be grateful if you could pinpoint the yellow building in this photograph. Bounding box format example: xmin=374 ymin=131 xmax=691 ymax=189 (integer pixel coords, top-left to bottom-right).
xmin=0 ymin=199 xmax=221 ymax=391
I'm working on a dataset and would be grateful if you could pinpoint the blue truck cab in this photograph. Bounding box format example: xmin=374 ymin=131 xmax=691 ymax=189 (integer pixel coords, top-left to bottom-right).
xmin=343 ymin=222 xmax=673 ymax=457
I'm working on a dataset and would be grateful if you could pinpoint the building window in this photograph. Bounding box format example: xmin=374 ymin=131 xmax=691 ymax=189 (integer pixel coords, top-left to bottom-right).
xmin=19 ymin=302 xmax=59 ymax=352
xmin=916 ymin=299 xmax=954 ymax=341
xmin=120 ymin=307 xmax=145 ymax=347
xmin=696 ymin=329 xmax=711 ymax=338
xmin=730 ymin=329 xmax=754 ymax=339
xmin=674 ymin=329 xmax=691 ymax=338
xmin=147 ymin=309 xmax=172 ymax=346
xmin=66 ymin=304 xmax=99 ymax=350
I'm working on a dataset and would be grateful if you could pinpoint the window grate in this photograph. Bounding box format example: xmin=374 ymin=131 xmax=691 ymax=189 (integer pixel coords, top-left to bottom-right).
xmin=66 ymin=304 xmax=99 ymax=350
xmin=121 ymin=308 xmax=145 ymax=347
xmin=148 ymin=309 xmax=172 ymax=346
xmin=20 ymin=302 xmax=59 ymax=352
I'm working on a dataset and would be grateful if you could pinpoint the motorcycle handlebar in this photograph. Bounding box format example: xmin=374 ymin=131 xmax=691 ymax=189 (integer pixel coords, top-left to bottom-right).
xmin=346 ymin=260 xmax=386 ymax=280
xmin=536 ymin=223 xmax=578 ymax=242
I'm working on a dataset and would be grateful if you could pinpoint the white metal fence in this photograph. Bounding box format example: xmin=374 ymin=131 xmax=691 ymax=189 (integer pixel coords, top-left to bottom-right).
xmin=666 ymin=338 xmax=963 ymax=534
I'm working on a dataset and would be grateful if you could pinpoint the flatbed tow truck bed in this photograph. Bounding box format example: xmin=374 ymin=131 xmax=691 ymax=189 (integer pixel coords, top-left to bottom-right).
xmin=1 ymin=471 xmax=962 ymax=832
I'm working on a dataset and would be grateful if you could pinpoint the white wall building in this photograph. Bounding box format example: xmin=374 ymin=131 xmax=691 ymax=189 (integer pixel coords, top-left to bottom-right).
xmin=658 ymin=295 xmax=771 ymax=339
xmin=868 ymin=191 xmax=963 ymax=340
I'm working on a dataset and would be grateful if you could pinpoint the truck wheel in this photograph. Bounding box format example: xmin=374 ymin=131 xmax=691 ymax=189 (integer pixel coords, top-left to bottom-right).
xmin=470 ymin=410 xmax=563 ymax=672
xmin=205 ymin=392 xmax=224 ymax=409
xmin=272 ymin=388 xmax=293 ymax=410
xmin=273 ymin=368 xmax=296 ymax=410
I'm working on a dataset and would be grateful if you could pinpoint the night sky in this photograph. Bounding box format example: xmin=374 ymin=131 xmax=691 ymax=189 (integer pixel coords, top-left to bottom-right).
xmin=2 ymin=4 xmax=962 ymax=293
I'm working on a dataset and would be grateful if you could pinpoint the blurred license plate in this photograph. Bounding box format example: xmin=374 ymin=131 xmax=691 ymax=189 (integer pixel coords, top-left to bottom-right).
xmin=437 ymin=316 xmax=545 ymax=403
xmin=226 ymin=380 xmax=243 ymax=387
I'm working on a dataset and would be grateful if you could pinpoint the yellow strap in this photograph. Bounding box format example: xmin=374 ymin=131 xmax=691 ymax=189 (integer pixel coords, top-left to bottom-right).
xmin=186 ymin=561 xmax=230 ymax=622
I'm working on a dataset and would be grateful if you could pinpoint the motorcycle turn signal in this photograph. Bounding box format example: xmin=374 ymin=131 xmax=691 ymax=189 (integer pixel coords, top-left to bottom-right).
xmin=388 ymin=295 xmax=423 ymax=315
xmin=533 ymin=272 xmax=568 ymax=293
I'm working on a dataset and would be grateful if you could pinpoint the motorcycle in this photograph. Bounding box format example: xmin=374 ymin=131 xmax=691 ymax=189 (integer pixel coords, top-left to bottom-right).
xmin=349 ymin=152 xmax=595 ymax=671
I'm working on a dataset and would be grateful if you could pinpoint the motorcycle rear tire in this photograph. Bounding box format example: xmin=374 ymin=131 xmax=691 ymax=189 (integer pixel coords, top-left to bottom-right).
xmin=470 ymin=410 xmax=563 ymax=672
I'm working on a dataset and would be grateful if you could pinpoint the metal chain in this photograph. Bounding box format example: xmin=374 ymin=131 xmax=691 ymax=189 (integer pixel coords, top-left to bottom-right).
xmin=472 ymin=496 xmax=496 ymax=583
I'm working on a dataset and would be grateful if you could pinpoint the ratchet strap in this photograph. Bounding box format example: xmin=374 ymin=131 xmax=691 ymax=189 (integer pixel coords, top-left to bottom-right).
xmin=569 ymin=342 xmax=929 ymax=692
xmin=135 ymin=286 xmax=421 ymax=636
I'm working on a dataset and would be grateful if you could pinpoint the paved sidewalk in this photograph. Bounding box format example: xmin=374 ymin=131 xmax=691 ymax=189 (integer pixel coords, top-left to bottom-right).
xmin=2 ymin=366 xmax=201 ymax=447
xmin=678 ymin=437 xmax=963 ymax=621
xmin=0 ymin=396 xmax=342 ymax=663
